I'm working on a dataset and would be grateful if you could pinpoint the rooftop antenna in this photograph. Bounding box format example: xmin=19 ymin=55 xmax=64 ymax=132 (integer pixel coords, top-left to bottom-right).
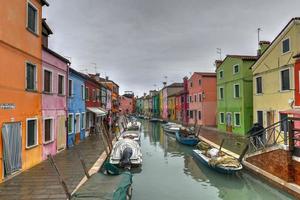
xmin=91 ymin=63 xmax=97 ymax=74
xmin=217 ymin=48 xmax=222 ymax=60
xmin=257 ymin=27 xmax=262 ymax=47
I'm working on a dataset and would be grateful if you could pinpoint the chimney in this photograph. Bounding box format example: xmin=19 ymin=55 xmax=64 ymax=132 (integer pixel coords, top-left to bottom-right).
xmin=183 ymin=76 xmax=188 ymax=92
xmin=106 ymin=76 xmax=109 ymax=81
xmin=163 ymin=82 xmax=167 ymax=87
xmin=144 ymin=93 xmax=146 ymax=97
xmin=257 ymin=41 xmax=271 ymax=56
xmin=215 ymin=60 xmax=223 ymax=69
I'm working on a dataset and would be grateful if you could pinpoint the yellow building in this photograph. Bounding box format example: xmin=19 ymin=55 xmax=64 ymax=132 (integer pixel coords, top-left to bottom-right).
xmin=167 ymin=95 xmax=176 ymax=121
xmin=252 ymin=18 xmax=300 ymax=127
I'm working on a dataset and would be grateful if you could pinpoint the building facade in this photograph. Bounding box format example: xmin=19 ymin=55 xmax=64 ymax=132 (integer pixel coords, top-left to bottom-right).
xmin=217 ymin=55 xmax=257 ymax=135
xmin=188 ymin=72 xmax=217 ymax=126
xmin=162 ymin=83 xmax=184 ymax=120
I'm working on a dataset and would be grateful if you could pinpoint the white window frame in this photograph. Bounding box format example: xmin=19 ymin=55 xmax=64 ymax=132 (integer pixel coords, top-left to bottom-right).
xmin=219 ymin=112 xmax=225 ymax=124
xmin=26 ymin=0 xmax=39 ymax=35
xmin=68 ymin=113 xmax=74 ymax=134
xmin=219 ymin=87 xmax=224 ymax=100
xmin=233 ymin=64 xmax=239 ymax=74
xmin=43 ymin=68 xmax=53 ymax=93
xmin=75 ymin=113 xmax=80 ymax=133
xmin=219 ymin=70 xmax=224 ymax=79
xmin=233 ymin=83 xmax=240 ymax=98
xmin=81 ymin=84 xmax=85 ymax=100
xmin=255 ymin=76 xmax=263 ymax=95
xmin=234 ymin=112 xmax=241 ymax=127
xmin=279 ymin=68 xmax=291 ymax=92
xmin=43 ymin=117 xmax=54 ymax=144
xmin=25 ymin=61 xmax=38 ymax=91
xmin=58 ymin=73 xmax=66 ymax=95
xmin=282 ymin=37 xmax=291 ymax=55
xmin=81 ymin=112 xmax=86 ymax=130
xmin=68 ymin=79 xmax=73 ymax=97
xmin=26 ymin=117 xmax=38 ymax=148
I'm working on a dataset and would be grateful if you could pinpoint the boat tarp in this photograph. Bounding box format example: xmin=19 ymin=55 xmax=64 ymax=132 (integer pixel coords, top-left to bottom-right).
xmin=72 ymin=172 xmax=132 ymax=200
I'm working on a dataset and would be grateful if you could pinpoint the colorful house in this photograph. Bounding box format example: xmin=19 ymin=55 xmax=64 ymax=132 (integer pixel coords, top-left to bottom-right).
xmin=41 ymin=20 xmax=70 ymax=159
xmin=119 ymin=92 xmax=135 ymax=115
xmin=217 ymin=54 xmax=257 ymax=135
xmin=167 ymin=94 xmax=176 ymax=120
xmin=0 ymin=0 xmax=48 ymax=180
xmin=152 ymin=93 xmax=160 ymax=118
xmin=188 ymin=72 xmax=217 ymax=126
xmin=175 ymin=91 xmax=182 ymax=122
xmin=252 ymin=18 xmax=300 ymax=128
xmin=67 ymin=68 xmax=86 ymax=146
xmin=159 ymin=90 xmax=164 ymax=119
xmin=162 ymin=83 xmax=183 ymax=120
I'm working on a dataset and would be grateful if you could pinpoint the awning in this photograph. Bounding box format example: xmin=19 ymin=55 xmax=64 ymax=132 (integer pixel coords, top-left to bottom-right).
xmin=87 ymin=107 xmax=107 ymax=116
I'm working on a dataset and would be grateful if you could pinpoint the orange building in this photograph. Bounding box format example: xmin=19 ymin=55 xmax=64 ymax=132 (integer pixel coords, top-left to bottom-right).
xmin=0 ymin=0 xmax=48 ymax=181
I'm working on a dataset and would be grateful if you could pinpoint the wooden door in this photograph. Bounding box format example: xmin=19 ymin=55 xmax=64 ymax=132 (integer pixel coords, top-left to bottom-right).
xmin=57 ymin=115 xmax=66 ymax=151
xmin=266 ymin=111 xmax=275 ymax=144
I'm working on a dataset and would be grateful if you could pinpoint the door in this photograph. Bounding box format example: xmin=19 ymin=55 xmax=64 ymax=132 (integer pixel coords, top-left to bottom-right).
xmin=2 ymin=122 xmax=22 ymax=177
xmin=57 ymin=115 xmax=66 ymax=151
xmin=75 ymin=114 xmax=80 ymax=144
xmin=267 ymin=111 xmax=275 ymax=144
xmin=226 ymin=113 xmax=232 ymax=132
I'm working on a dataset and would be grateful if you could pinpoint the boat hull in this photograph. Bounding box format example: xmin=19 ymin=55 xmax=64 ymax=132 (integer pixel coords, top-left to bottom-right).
xmin=175 ymin=131 xmax=199 ymax=146
xmin=192 ymin=149 xmax=242 ymax=174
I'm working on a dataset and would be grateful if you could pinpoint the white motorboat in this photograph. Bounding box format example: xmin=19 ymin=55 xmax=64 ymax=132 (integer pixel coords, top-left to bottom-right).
xmin=126 ymin=121 xmax=141 ymax=131
xmin=109 ymin=139 xmax=142 ymax=168
xmin=119 ymin=130 xmax=141 ymax=143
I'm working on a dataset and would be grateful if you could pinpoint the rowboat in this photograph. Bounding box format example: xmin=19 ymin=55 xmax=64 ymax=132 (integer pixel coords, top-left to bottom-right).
xmin=163 ymin=123 xmax=182 ymax=134
xmin=192 ymin=149 xmax=242 ymax=174
xmin=175 ymin=130 xmax=199 ymax=146
xmin=109 ymin=139 xmax=142 ymax=168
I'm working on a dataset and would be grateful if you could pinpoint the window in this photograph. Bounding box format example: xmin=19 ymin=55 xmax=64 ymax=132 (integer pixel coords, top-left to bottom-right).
xmin=234 ymin=84 xmax=240 ymax=98
xmin=75 ymin=114 xmax=80 ymax=133
xmin=219 ymin=112 xmax=225 ymax=124
xmin=190 ymin=110 xmax=193 ymax=119
xmin=189 ymin=96 xmax=192 ymax=103
xmin=194 ymin=94 xmax=197 ymax=102
xmin=68 ymin=114 xmax=74 ymax=134
xmin=198 ymin=111 xmax=201 ymax=120
xmin=44 ymin=118 xmax=53 ymax=143
xmin=43 ymin=70 xmax=52 ymax=93
xmin=257 ymin=111 xmax=263 ymax=126
xmin=199 ymin=94 xmax=202 ymax=102
xmin=282 ymin=38 xmax=290 ymax=54
xmin=85 ymin=87 xmax=89 ymax=100
xmin=181 ymin=96 xmax=184 ymax=103
xmin=199 ymin=79 xmax=202 ymax=85
xmin=280 ymin=113 xmax=288 ymax=131
xmin=256 ymin=77 xmax=262 ymax=94
xmin=58 ymin=75 xmax=65 ymax=95
xmin=233 ymin=64 xmax=239 ymax=74
xmin=190 ymin=82 xmax=193 ymax=87
xmin=26 ymin=118 xmax=38 ymax=148
xmin=219 ymin=87 xmax=224 ymax=100
xmin=93 ymin=89 xmax=96 ymax=102
xmin=68 ymin=79 xmax=73 ymax=97
xmin=26 ymin=63 xmax=37 ymax=90
xmin=81 ymin=85 xmax=85 ymax=100
xmin=281 ymin=69 xmax=290 ymax=91
xmin=27 ymin=2 xmax=38 ymax=34
xmin=234 ymin=113 xmax=241 ymax=126
xmin=219 ymin=70 xmax=224 ymax=79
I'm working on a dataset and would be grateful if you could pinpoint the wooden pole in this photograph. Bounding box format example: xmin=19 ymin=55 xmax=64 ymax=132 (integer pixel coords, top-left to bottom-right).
xmin=48 ymin=155 xmax=71 ymax=200
xmin=218 ymin=139 xmax=225 ymax=154
xmin=238 ymin=145 xmax=249 ymax=162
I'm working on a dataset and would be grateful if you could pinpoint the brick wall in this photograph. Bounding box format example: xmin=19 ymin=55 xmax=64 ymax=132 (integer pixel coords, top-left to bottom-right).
xmin=246 ymin=149 xmax=295 ymax=182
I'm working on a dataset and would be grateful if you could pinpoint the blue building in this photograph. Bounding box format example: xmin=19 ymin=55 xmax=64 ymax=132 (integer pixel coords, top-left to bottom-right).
xmin=67 ymin=68 xmax=86 ymax=147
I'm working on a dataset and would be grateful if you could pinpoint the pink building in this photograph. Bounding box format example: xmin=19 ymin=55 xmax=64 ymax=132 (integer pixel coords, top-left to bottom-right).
xmin=41 ymin=21 xmax=69 ymax=160
xmin=119 ymin=95 xmax=134 ymax=115
xmin=188 ymin=72 xmax=217 ymax=126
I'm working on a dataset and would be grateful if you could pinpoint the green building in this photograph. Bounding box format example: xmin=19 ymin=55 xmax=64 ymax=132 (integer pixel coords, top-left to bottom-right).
xmin=152 ymin=93 xmax=160 ymax=118
xmin=136 ymin=97 xmax=144 ymax=114
xmin=216 ymin=55 xmax=257 ymax=135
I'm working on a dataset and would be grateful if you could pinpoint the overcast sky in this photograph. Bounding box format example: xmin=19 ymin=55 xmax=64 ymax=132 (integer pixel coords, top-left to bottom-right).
xmin=43 ymin=0 xmax=300 ymax=96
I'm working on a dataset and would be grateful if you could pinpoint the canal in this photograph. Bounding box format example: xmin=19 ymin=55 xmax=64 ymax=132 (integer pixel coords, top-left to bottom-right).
xmin=131 ymin=120 xmax=295 ymax=200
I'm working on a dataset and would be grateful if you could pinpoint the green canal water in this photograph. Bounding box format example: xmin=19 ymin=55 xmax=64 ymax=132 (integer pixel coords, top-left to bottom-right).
xmin=131 ymin=120 xmax=295 ymax=200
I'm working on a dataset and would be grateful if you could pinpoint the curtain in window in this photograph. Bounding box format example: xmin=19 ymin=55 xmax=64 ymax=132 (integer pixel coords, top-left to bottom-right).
xmin=2 ymin=123 xmax=22 ymax=176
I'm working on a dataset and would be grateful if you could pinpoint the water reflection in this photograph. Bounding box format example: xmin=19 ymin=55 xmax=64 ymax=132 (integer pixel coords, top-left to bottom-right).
xmin=132 ymin=120 xmax=294 ymax=200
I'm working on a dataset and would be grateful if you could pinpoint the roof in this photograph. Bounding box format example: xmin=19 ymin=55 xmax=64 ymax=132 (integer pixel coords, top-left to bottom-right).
xmin=166 ymin=82 xmax=184 ymax=88
xmin=42 ymin=19 xmax=53 ymax=35
xmin=252 ymin=17 xmax=300 ymax=70
xmin=69 ymin=68 xmax=87 ymax=80
xmin=293 ymin=53 xmax=300 ymax=59
xmin=194 ymin=72 xmax=216 ymax=77
xmin=226 ymin=55 xmax=258 ymax=61
xmin=40 ymin=0 xmax=49 ymax=6
xmin=259 ymin=41 xmax=271 ymax=45
xmin=42 ymin=46 xmax=71 ymax=64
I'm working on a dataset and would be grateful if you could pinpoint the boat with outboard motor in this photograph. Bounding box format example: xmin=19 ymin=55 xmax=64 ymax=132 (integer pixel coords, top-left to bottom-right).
xmin=119 ymin=130 xmax=141 ymax=144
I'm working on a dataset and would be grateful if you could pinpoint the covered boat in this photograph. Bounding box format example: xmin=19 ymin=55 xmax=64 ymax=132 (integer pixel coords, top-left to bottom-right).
xmin=175 ymin=130 xmax=199 ymax=146
xmin=119 ymin=130 xmax=141 ymax=143
xmin=72 ymin=172 xmax=133 ymax=200
xmin=163 ymin=123 xmax=182 ymax=134
xmin=192 ymin=144 xmax=242 ymax=174
xmin=109 ymin=139 xmax=142 ymax=168
xmin=126 ymin=121 xmax=141 ymax=131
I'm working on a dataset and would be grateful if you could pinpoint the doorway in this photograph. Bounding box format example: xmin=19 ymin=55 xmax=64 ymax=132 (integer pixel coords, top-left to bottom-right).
xmin=226 ymin=113 xmax=232 ymax=132
xmin=266 ymin=111 xmax=275 ymax=144
xmin=75 ymin=114 xmax=80 ymax=144
xmin=2 ymin=122 xmax=22 ymax=177
xmin=57 ymin=115 xmax=66 ymax=151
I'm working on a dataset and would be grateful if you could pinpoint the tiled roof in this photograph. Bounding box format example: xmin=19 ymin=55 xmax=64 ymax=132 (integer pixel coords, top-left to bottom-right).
xmin=167 ymin=82 xmax=184 ymax=88
xmin=40 ymin=0 xmax=49 ymax=6
xmin=195 ymin=72 xmax=216 ymax=77
xmin=227 ymin=55 xmax=258 ymax=61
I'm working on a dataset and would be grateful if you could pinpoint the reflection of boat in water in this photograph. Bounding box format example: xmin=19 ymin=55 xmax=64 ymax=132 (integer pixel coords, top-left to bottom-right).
xmin=109 ymin=139 xmax=142 ymax=168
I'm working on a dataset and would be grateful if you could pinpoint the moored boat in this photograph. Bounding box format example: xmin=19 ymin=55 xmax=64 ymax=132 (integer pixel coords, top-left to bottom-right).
xmin=175 ymin=130 xmax=199 ymax=146
xmin=192 ymin=147 xmax=242 ymax=174
xmin=119 ymin=130 xmax=141 ymax=144
xmin=163 ymin=123 xmax=182 ymax=134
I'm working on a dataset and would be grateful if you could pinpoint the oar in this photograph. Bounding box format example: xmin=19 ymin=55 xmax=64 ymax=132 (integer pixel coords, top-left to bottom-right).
xmin=218 ymin=139 xmax=225 ymax=155
xmin=238 ymin=144 xmax=249 ymax=162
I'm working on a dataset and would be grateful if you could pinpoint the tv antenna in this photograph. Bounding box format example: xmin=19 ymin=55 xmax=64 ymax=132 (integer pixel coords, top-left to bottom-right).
xmin=217 ymin=48 xmax=222 ymax=60
xmin=257 ymin=27 xmax=262 ymax=46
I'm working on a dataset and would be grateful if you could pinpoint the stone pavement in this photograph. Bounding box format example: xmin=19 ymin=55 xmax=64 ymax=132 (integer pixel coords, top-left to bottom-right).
xmin=199 ymin=126 xmax=248 ymax=155
xmin=0 ymin=135 xmax=105 ymax=200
